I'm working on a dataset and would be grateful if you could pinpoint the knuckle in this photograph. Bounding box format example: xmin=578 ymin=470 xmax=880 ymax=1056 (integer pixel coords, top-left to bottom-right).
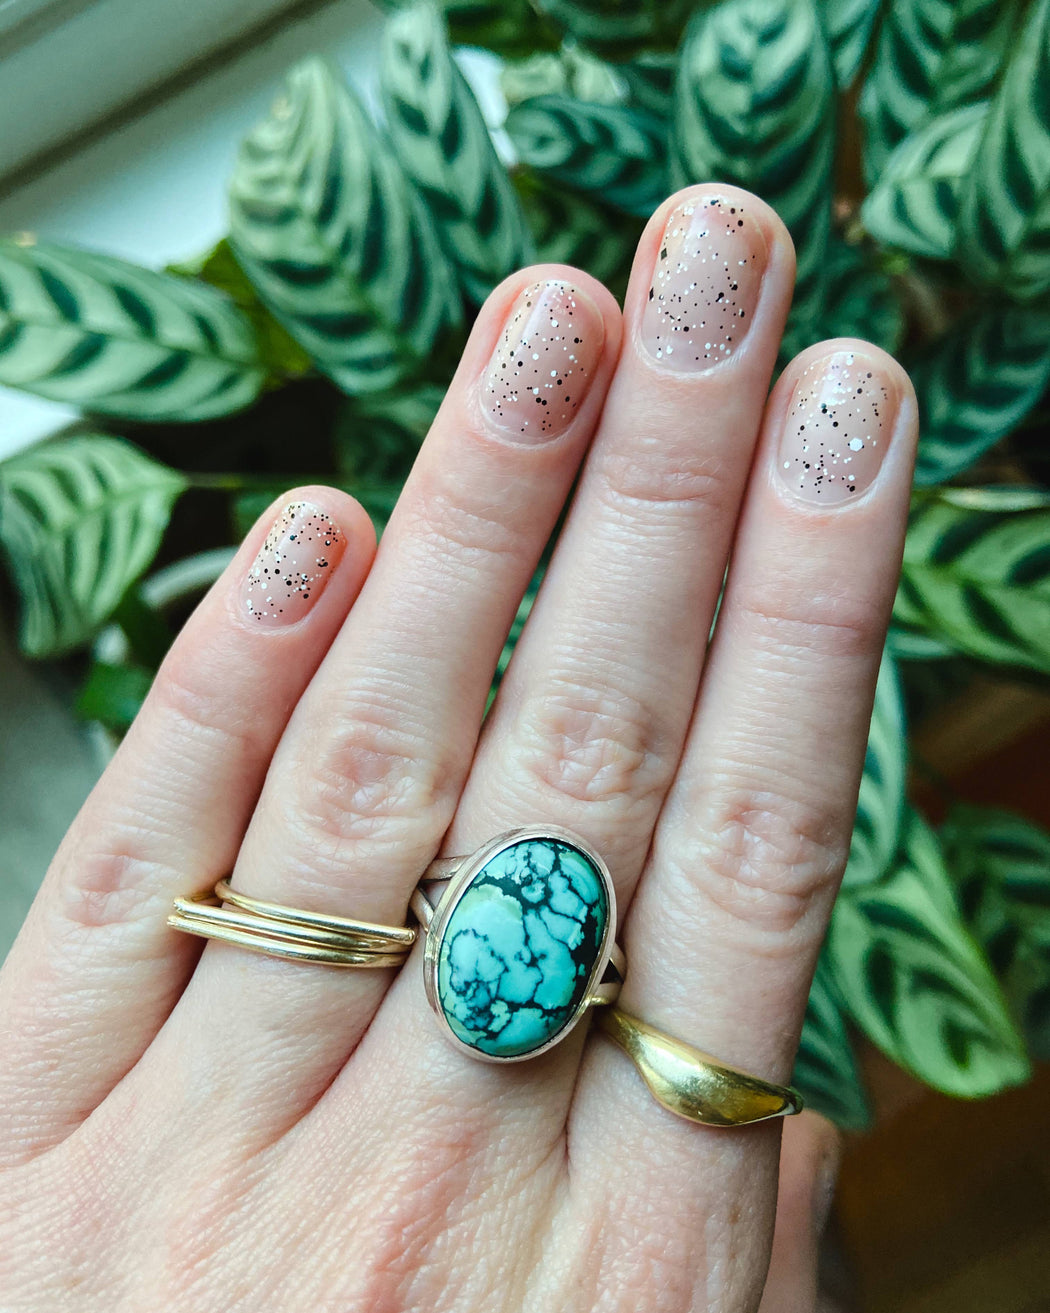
xmin=286 ymin=697 xmax=463 ymax=861
xmin=669 ymin=785 xmax=850 ymax=948
xmin=401 ymin=475 xmax=525 ymax=571
xmin=597 ymin=446 xmax=735 ymax=523
xmin=508 ymin=680 xmax=668 ymax=816
xmin=730 ymin=585 xmax=884 ymax=665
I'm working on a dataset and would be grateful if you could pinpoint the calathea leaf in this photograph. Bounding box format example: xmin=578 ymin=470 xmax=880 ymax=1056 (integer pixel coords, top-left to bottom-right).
xmin=943 ymin=805 xmax=1050 ymax=1060
xmin=793 ymin=951 xmax=872 ymax=1130
xmin=229 ymin=58 xmax=460 ymax=396
xmin=821 ymin=240 xmax=905 ymax=355
xmin=859 ymin=0 xmax=1020 ymax=182
xmin=816 ymin=0 xmax=882 ymax=89
xmin=828 ymin=807 xmax=1030 ymax=1098
xmin=517 ymin=179 xmax=640 ymax=289
xmin=531 ymin=0 xmax=695 ymax=57
xmin=956 ymin=0 xmax=1050 ymax=301
xmin=501 ymin=46 xmax=625 ymax=109
xmin=0 ymin=239 xmax=263 ymax=421
xmin=671 ymin=0 xmax=835 ymax=347
xmin=912 ymin=308 xmax=1050 ymax=486
xmin=619 ymin=52 xmax=676 ymax=117
xmin=843 ymin=650 xmax=907 ymax=890
xmin=506 ymin=95 xmax=668 ymax=218
xmin=0 ymin=435 xmax=186 ymax=658
xmin=369 ymin=0 xmax=547 ymax=58
xmin=381 ymin=2 xmax=533 ymax=305
xmin=861 ymin=102 xmax=989 ymax=261
xmin=894 ymin=487 xmax=1050 ymax=673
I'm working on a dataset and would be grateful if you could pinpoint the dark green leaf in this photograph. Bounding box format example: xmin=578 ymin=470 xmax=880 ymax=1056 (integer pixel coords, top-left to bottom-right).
xmin=895 ymin=487 xmax=1050 ymax=672
xmin=517 ymin=178 xmax=640 ymax=288
xmin=229 ymin=58 xmax=461 ymax=396
xmin=843 ymin=651 xmax=907 ymax=889
xmin=821 ymin=241 xmax=905 ymax=355
xmin=793 ymin=952 xmax=872 ymax=1130
xmin=532 ymin=0 xmax=694 ymax=56
xmin=860 ymin=0 xmax=1020 ymax=182
xmin=76 ymin=659 xmax=154 ymax=731
xmin=816 ymin=0 xmax=882 ymax=88
xmin=829 ymin=807 xmax=1030 ymax=1097
xmin=862 ymin=102 xmax=989 ymax=260
xmin=506 ymin=95 xmax=667 ymax=218
xmin=956 ymin=0 xmax=1050 ymax=301
xmin=0 ymin=435 xmax=186 ymax=657
xmin=671 ymin=0 xmax=836 ymax=346
xmin=381 ymin=2 xmax=533 ymax=303
xmin=0 ymin=239 xmax=263 ymax=420
xmin=912 ymin=308 xmax=1050 ymax=486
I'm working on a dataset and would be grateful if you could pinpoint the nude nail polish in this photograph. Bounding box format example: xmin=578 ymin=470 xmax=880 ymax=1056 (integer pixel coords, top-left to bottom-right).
xmin=480 ymin=280 xmax=604 ymax=442
xmin=242 ymin=502 xmax=345 ymax=626
xmin=641 ymin=195 xmax=767 ymax=370
xmin=778 ymin=352 xmax=896 ymax=504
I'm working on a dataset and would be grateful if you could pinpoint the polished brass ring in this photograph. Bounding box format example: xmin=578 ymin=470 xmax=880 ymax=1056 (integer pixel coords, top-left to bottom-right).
xmin=168 ymin=881 xmax=415 ymax=968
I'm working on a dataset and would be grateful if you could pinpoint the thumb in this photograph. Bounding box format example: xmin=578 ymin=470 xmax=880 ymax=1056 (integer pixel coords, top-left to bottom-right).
xmin=758 ymin=1111 xmax=842 ymax=1313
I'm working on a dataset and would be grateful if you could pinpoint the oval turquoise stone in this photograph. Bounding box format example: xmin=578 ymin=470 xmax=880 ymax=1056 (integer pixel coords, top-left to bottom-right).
xmin=436 ymin=837 xmax=609 ymax=1058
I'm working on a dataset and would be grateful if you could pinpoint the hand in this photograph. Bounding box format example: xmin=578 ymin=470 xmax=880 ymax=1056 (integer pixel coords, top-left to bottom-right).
xmin=0 ymin=186 xmax=914 ymax=1312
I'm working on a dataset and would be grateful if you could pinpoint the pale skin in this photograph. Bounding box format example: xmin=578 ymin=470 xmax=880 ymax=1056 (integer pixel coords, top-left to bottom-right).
xmin=0 ymin=185 xmax=916 ymax=1311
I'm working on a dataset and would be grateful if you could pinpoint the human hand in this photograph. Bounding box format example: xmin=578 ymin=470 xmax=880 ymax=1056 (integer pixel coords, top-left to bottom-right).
xmin=0 ymin=185 xmax=914 ymax=1312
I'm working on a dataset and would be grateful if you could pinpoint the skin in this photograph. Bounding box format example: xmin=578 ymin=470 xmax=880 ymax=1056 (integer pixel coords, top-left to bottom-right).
xmin=0 ymin=185 xmax=915 ymax=1312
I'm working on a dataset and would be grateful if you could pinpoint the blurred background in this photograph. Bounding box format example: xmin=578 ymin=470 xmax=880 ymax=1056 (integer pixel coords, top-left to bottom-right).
xmin=1 ymin=1 xmax=1049 ymax=1308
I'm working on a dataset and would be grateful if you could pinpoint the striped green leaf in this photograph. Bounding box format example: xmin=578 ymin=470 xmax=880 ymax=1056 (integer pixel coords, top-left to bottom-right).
xmin=506 ymin=96 xmax=667 ymax=218
xmin=793 ymin=952 xmax=872 ymax=1130
xmin=843 ymin=651 xmax=907 ymax=890
xmin=912 ymin=308 xmax=1050 ymax=486
xmin=518 ymin=180 xmax=640 ymax=287
xmin=821 ymin=241 xmax=905 ymax=355
xmin=895 ymin=487 xmax=1050 ymax=673
xmin=0 ymin=435 xmax=186 ymax=658
xmin=620 ymin=52 xmax=676 ymax=116
xmin=0 ymin=239 xmax=263 ymax=421
xmin=956 ymin=0 xmax=1050 ymax=301
xmin=862 ymin=102 xmax=989 ymax=261
xmin=371 ymin=0 xmax=547 ymax=57
xmin=860 ymin=0 xmax=1020 ymax=182
xmin=532 ymin=0 xmax=694 ymax=56
xmin=829 ymin=808 xmax=1030 ymax=1097
xmin=945 ymin=804 xmax=1050 ymax=1059
xmin=229 ymin=58 xmax=460 ymax=396
xmin=381 ymin=3 xmax=533 ymax=304
xmin=817 ymin=0 xmax=882 ymax=89
xmin=501 ymin=47 xmax=625 ymax=108
xmin=671 ymin=0 xmax=835 ymax=344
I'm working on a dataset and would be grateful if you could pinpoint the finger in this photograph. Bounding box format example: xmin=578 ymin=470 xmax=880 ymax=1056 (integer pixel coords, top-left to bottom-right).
xmin=348 ymin=187 xmax=795 ymax=1129
xmin=759 ymin=1113 xmax=841 ymax=1313
xmin=572 ymin=339 xmax=916 ymax=1295
xmin=0 ymin=488 xmax=375 ymax=1162
xmin=125 ymin=268 xmax=624 ymax=1129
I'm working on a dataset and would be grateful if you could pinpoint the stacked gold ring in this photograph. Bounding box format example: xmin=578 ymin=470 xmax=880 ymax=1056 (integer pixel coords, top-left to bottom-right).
xmin=167 ymin=879 xmax=415 ymax=968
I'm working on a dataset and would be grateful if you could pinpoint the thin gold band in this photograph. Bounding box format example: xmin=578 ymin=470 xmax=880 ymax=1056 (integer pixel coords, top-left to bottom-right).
xmin=167 ymin=885 xmax=414 ymax=968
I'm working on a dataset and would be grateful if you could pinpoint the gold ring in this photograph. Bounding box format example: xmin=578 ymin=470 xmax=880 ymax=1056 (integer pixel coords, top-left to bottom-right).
xmin=168 ymin=882 xmax=415 ymax=968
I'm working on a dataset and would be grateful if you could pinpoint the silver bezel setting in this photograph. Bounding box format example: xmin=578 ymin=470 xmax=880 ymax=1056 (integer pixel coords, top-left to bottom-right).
xmin=421 ymin=825 xmax=618 ymax=1064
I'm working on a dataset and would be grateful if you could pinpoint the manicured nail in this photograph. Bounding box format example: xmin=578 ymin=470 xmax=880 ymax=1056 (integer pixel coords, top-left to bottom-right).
xmin=778 ymin=352 xmax=897 ymax=504
xmin=480 ymin=280 xmax=604 ymax=442
xmin=242 ymin=502 xmax=345 ymax=626
xmin=641 ymin=194 xmax=767 ymax=370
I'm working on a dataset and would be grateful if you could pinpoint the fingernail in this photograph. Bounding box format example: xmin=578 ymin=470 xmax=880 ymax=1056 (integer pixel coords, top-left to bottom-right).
xmin=480 ymin=279 xmax=604 ymax=442
xmin=778 ymin=351 xmax=897 ymax=504
xmin=641 ymin=194 xmax=767 ymax=370
xmin=241 ymin=502 xmax=345 ymax=626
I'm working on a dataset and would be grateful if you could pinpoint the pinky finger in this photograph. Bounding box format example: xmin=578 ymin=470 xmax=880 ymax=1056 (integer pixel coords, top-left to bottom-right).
xmin=759 ymin=1113 xmax=842 ymax=1313
xmin=0 ymin=487 xmax=375 ymax=1164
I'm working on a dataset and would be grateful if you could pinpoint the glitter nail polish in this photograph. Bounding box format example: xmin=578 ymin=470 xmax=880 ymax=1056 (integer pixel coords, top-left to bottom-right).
xmin=778 ymin=352 xmax=896 ymax=504
xmin=641 ymin=195 xmax=767 ymax=371
xmin=480 ymin=280 xmax=604 ymax=442
xmin=242 ymin=502 xmax=345 ymax=626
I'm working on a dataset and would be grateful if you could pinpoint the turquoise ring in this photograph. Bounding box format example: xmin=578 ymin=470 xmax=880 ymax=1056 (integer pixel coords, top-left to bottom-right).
xmin=411 ymin=827 xmax=625 ymax=1063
